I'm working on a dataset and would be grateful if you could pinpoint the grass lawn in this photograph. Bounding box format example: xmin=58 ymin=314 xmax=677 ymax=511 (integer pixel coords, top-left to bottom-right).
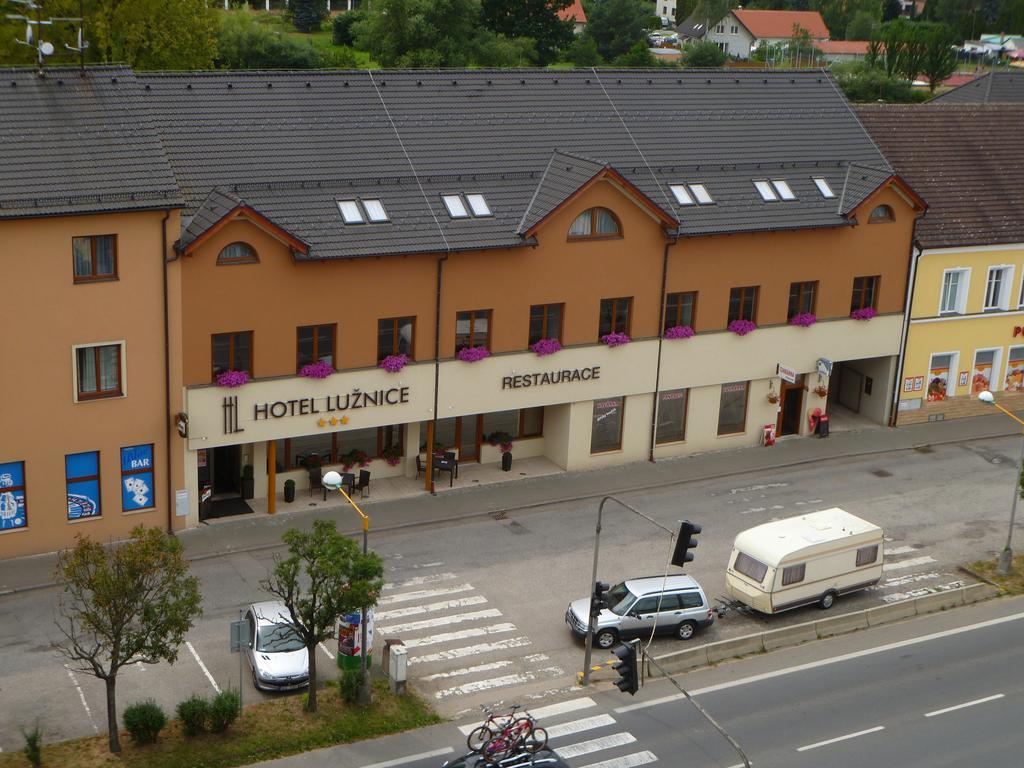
xmin=968 ymin=554 xmax=1024 ymax=594
xmin=0 ymin=680 xmax=440 ymax=768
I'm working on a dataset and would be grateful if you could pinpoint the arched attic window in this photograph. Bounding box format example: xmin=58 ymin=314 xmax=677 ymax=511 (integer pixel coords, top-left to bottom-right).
xmin=868 ymin=204 xmax=894 ymax=224
xmin=568 ymin=207 xmax=622 ymax=240
xmin=217 ymin=241 xmax=259 ymax=264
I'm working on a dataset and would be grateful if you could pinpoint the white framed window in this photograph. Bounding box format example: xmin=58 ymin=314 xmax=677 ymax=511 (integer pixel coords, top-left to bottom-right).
xmin=939 ymin=268 xmax=969 ymax=315
xmin=812 ymin=177 xmax=835 ymax=198
xmin=771 ymin=180 xmax=796 ymax=200
xmin=730 ymin=25 xmax=738 ymax=33
xmin=984 ymin=266 xmax=1013 ymax=311
xmin=442 ymin=195 xmax=469 ymax=218
xmin=754 ymin=180 xmax=777 ymax=201
xmin=689 ymin=184 xmax=713 ymax=205
xmin=670 ymin=185 xmax=694 ymax=206
xmin=362 ymin=199 xmax=388 ymax=222
xmin=337 ymin=200 xmax=363 ymax=224
xmin=466 ymin=194 xmax=492 ymax=217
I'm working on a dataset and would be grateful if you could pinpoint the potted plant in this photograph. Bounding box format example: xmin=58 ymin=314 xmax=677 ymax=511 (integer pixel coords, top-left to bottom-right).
xmin=283 ymin=478 xmax=295 ymax=503
xmin=486 ymin=431 xmax=514 ymax=452
xmin=767 ymin=387 xmax=780 ymax=405
xmin=813 ymin=382 xmax=829 ymax=398
xmin=298 ymin=360 xmax=334 ymax=379
xmin=379 ymin=354 xmax=409 ymax=373
xmin=381 ymin=445 xmax=403 ymax=466
xmin=789 ymin=313 xmax=816 ymax=327
xmin=850 ymin=307 xmax=877 ymax=321
xmin=727 ymin=319 xmax=757 ymax=336
xmin=530 ymin=338 xmax=562 ymax=356
xmin=457 ymin=346 xmax=491 ymax=363
xmin=600 ymin=332 xmax=631 ymax=347
xmin=216 ymin=369 xmax=249 ymax=388
xmin=664 ymin=325 xmax=694 ymax=340
xmin=241 ymin=464 xmax=254 ymax=500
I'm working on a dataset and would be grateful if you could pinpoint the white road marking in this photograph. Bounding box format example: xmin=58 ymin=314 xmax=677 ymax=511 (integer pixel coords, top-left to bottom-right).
xmin=456 ymin=696 xmax=597 ymax=735
xmin=547 ymin=714 xmax=617 ymax=739
xmin=378 ymin=608 xmax=503 ymax=635
xmin=578 ymin=751 xmax=658 ymax=768
xmin=424 ymin=660 xmax=513 ymax=681
xmin=64 ymin=665 xmax=99 ymax=733
xmin=729 ymin=482 xmax=789 ymax=494
xmin=186 ymin=641 xmax=221 ymax=693
xmin=796 ymin=726 xmax=885 ymax=752
xmin=523 ymin=653 xmax=550 ymax=663
xmin=884 ymin=571 xmax=940 ymax=587
xmin=615 ymin=610 xmax=1024 ymax=714
xmin=412 ymin=636 xmax=532 ymax=665
xmin=375 ymin=595 xmax=487 ymax=621
xmin=362 ymin=747 xmax=455 ymax=768
xmin=384 ymin=572 xmax=456 ymax=590
xmin=884 ymin=546 xmax=917 ymax=556
xmin=924 ymin=693 xmax=1004 ymax=717
xmin=318 ymin=641 xmax=334 ymax=660
xmin=883 ymin=556 xmax=937 ymax=571
xmin=379 ymin=583 xmax=475 ymax=606
xmin=402 ymin=623 xmax=517 ymax=648
xmin=557 ymin=733 xmax=638 ymax=758
xmin=741 ymin=507 xmax=766 ymax=515
xmin=435 ymin=667 xmax=565 ymax=699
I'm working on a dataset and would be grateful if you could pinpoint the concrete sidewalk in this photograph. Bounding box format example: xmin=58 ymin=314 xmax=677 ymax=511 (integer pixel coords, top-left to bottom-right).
xmin=2 ymin=413 xmax=1019 ymax=595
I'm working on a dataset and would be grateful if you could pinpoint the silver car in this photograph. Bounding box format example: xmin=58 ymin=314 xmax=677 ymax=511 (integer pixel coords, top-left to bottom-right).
xmin=244 ymin=600 xmax=309 ymax=692
xmin=565 ymin=574 xmax=714 ymax=649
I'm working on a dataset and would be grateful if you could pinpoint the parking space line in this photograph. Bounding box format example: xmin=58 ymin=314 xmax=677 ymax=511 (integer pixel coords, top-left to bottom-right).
xmin=186 ymin=641 xmax=221 ymax=693
xmin=64 ymin=664 xmax=99 ymax=733
xmin=924 ymin=693 xmax=1003 ymax=718
xmin=796 ymin=725 xmax=884 ymax=752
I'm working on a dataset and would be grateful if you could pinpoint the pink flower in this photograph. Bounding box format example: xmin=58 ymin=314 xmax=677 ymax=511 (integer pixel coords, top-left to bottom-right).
xmin=385 ymin=456 xmax=402 ymax=466
xmin=530 ymin=338 xmax=562 ymax=356
xmin=216 ymin=369 xmax=249 ymax=388
xmin=728 ymin=319 xmax=757 ymax=336
xmin=664 ymin=325 xmax=694 ymax=340
xmin=379 ymin=354 xmax=409 ymax=373
xmin=600 ymin=332 xmax=631 ymax=347
xmin=298 ymin=360 xmax=334 ymax=379
xmin=789 ymin=313 xmax=817 ymax=327
xmin=850 ymin=307 xmax=877 ymax=321
xmin=457 ymin=346 xmax=491 ymax=363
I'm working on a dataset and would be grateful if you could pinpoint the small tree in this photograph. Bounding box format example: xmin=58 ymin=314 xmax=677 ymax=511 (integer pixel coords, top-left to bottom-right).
xmin=262 ymin=519 xmax=383 ymax=713
xmin=685 ymin=40 xmax=726 ymax=67
xmin=54 ymin=526 xmax=202 ymax=753
xmin=582 ymin=0 xmax=650 ymax=62
xmin=613 ymin=40 xmax=658 ymax=67
xmin=919 ymin=22 xmax=957 ymax=92
xmin=291 ymin=0 xmax=325 ymax=33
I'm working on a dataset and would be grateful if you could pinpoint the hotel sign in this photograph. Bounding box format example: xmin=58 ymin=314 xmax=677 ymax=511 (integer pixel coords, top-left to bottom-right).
xmin=502 ymin=367 xmax=601 ymax=390
xmin=253 ymin=387 xmax=411 ymax=421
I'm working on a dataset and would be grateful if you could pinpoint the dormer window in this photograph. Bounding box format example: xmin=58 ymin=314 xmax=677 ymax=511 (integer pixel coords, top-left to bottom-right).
xmin=217 ymin=241 xmax=258 ymax=265
xmin=771 ymin=180 xmax=796 ymax=200
xmin=869 ymin=204 xmax=894 ymax=223
xmin=442 ymin=195 xmax=470 ymax=218
xmin=754 ymin=180 xmax=777 ymax=201
xmin=689 ymin=184 xmax=713 ymax=204
xmin=338 ymin=199 xmax=389 ymax=225
xmin=568 ymin=207 xmax=621 ymax=240
xmin=813 ymin=177 xmax=835 ymax=198
xmin=363 ymin=199 xmax=389 ymax=222
xmin=466 ymin=194 xmax=492 ymax=217
xmin=670 ymin=183 xmax=713 ymax=206
xmin=670 ymin=185 xmax=694 ymax=205
xmin=337 ymin=200 xmax=364 ymax=224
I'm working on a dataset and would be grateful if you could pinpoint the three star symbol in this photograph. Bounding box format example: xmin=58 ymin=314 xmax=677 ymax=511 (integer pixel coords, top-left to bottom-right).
xmin=317 ymin=416 xmax=350 ymax=428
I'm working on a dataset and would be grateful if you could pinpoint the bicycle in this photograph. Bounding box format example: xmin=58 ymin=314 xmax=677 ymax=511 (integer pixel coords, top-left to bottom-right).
xmin=466 ymin=704 xmax=523 ymax=753
xmin=481 ymin=716 xmax=548 ymax=762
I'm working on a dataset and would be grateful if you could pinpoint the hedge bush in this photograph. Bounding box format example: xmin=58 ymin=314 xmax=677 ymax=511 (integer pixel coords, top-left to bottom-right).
xmin=123 ymin=699 xmax=167 ymax=745
xmin=339 ymin=667 xmax=362 ymax=704
xmin=176 ymin=694 xmax=211 ymax=736
xmin=208 ymin=689 xmax=241 ymax=733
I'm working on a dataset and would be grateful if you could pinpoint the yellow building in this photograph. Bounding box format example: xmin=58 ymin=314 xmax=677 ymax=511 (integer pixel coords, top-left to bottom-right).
xmin=858 ymin=104 xmax=1024 ymax=424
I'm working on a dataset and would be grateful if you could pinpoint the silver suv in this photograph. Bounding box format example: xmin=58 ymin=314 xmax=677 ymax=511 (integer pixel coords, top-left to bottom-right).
xmin=565 ymin=574 xmax=714 ymax=649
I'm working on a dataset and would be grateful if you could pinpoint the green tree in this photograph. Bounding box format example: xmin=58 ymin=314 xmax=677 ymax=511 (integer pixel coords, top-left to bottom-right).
xmin=565 ymin=33 xmax=603 ymax=65
xmin=352 ymin=0 xmax=481 ymax=67
xmin=291 ymin=0 xmax=325 ymax=33
xmin=688 ymin=0 xmax=731 ymax=28
xmin=845 ymin=10 xmax=878 ymax=40
xmin=581 ymin=0 xmax=650 ymax=62
xmin=54 ymin=526 xmax=202 ymax=754
xmin=468 ymin=28 xmax=538 ymax=65
xmin=613 ymin=39 xmax=658 ymax=66
xmin=480 ymin=0 xmax=573 ymax=66
xmin=831 ymin=59 xmax=926 ymax=101
xmin=882 ymin=0 xmax=901 ymax=21
xmin=217 ymin=11 xmax=325 ymax=68
xmin=685 ymin=39 xmax=726 ymax=66
xmin=262 ymin=519 xmax=383 ymax=712
xmin=675 ymin=0 xmax=698 ymax=25
xmin=332 ymin=9 xmax=366 ymax=45
xmin=919 ymin=21 xmax=957 ymax=92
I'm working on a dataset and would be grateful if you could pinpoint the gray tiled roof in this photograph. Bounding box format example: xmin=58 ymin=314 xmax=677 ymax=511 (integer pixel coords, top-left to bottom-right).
xmin=928 ymin=72 xmax=1024 ymax=103
xmin=838 ymin=164 xmax=893 ymax=215
xmin=856 ymin=103 xmax=1024 ymax=250
xmin=180 ymin=188 xmax=242 ymax=248
xmin=518 ymin=150 xmax=608 ymax=234
xmin=133 ymin=69 xmax=896 ymax=259
xmin=0 ymin=66 xmax=182 ymax=218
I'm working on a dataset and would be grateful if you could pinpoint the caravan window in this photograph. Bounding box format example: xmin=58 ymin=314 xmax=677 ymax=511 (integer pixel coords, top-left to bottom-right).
xmin=781 ymin=564 xmax=805 ymax=585
xmin=734 ymin=552 xmax=768 ymax=583
xmin=856 ymin=545 xmax=879 ymax=566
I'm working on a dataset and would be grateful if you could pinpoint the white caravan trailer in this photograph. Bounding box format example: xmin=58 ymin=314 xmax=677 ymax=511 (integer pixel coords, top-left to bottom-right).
xmin=725 ymin=508 xmax=883 ymax=614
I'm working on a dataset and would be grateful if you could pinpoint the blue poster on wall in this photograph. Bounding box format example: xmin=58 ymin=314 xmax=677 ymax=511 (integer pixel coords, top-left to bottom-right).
xmin=0 ymin=461 xmax=27 ymax=530
xmin=66 ymin=451 xmax=101 ymax=520
xmin=121 ymin=445 xmax=154 ymax=511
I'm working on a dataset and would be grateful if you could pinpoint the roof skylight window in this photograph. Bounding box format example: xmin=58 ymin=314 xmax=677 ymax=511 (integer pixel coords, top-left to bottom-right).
xmin=466 ymin=194 xmax=492 ymax=217
xmin=337 ymin=200 xmax=364 ymax=224
xmin=771 ymin=180 xmax=796 ymax=201
xmin=689 ymin=184 xmax=713 ymax=205
xmin=442 ymin=195 xmax=469 ymax=218
xmin=670 ymin=185 xmax=694 ymax=206
xmin=754 ymin=180 xmax=778 ymax=202
xmin=363 ymin=199 xmax=389 ymax=222
xmin=813 ymin=177 xmax=835 ymax=198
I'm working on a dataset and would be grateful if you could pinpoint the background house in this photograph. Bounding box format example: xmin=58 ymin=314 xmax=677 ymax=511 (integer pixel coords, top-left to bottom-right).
xmin=704 ymin=9 xmax=830 ymax=59
xmin=557 ymin=0 xmax=587 ymax=35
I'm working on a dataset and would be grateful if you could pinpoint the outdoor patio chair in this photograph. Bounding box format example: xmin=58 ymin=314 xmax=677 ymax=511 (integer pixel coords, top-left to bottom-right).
xmin=354 ymin=469 xmax=371 ymax=498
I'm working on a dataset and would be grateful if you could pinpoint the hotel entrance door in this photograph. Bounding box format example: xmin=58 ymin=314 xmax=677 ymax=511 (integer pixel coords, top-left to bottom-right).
xmin=777 ymin=375 xmax=805 ymax=437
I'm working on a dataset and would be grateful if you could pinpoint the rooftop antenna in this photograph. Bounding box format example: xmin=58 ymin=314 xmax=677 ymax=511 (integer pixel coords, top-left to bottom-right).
xmin=6 ymin=0 xmax=86 ymax=74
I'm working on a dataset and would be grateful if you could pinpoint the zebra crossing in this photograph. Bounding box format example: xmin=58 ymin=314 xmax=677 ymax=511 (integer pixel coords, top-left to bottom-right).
xmin=376 ymin=561 xmax=568 ymax=706
xmin=455 ymin=697 xmax=658 ymax=768
xmin=878 ymin=541 xmax=965 ymax=602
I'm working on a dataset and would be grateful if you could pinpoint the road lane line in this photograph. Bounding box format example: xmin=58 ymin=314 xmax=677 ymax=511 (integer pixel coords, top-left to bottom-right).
xmin=557 ymin=732 xmax=637 ymax=758
xmin=378 ymin=608 xmax=503 ymax=635
xmin=64 ymin=665 xmax=99 ymax=733
xmin=615 ymin=609 xmax=1024 ymax=714
xmin=412 ymin=636 xmax=532 ymax=665
xmin=797 ymin=726 xmax=884 ymax=752
xmin=401 ymin=623 xmax=517 ymax=648
xmin=379 ymin=584 xmax=474 ymax=605
xmin=375 ymin=595 xmax=487 ymax=621
xmin=578 ymin=751 xmax=657 ymax=768
xmin=384 ymin=572 xmax=456 ymax=590
xmin=362 ymin=747 xmax=455 ymax=768
xmin=187 ymin=641 xmax=221 ymax=693
xmin=883 ymin=556 xmax=936 ymax=571
xmin=546 ymin=714 xmax=617 ymax=739
xmin=924 ymin=693 xmax=1004 ymax=717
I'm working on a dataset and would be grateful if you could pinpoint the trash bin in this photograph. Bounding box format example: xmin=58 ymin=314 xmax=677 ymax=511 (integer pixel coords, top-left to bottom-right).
xmin=501 ymin=451 xmax=513 ymax=472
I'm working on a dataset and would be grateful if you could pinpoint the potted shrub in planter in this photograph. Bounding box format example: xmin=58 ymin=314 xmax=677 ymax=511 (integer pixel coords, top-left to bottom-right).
xmin=216 ymin=369 xmax=249 ymax=388
xmin=381 ymin=445 xmax=403 ymax=467
xmin=600 ymin=332 xmax=631 ymax=347
xmin=379 ymin=354 xmax=408 ymax=373
xmin=850 ymin=307 xmax=877 ymax=321
xmin=298 ymin=360 xmax=334 ymax=379
xmin=283 ymin=478 xmax=295 ymax=503
xmin=457 ymin=346 xmax=491 ymax=363
xmin=530 ymin=338 xmax=562 ymax=356
xmin=241 ymin=464 xmax=254 ymax=500
xmin=727 ymin=319 xmax=757 ymax=336
xmin=664 ymin=325 xmax=694 ymax=340
xmin=789 ymin=313 xmax=816 ymax=327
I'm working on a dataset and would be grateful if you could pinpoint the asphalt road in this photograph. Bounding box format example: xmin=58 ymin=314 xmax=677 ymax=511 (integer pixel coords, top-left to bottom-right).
xmin=1 ymin=436 xmax=1020 ymax=750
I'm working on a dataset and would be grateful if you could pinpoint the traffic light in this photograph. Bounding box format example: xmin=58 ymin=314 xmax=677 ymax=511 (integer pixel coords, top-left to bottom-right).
xmin=591 ymin=580 xmax=610 ymax=619
xmin=671 ymin=520 xmax=702 ymax=568
xmin=612 ymin=641 xmax=640 ymax=696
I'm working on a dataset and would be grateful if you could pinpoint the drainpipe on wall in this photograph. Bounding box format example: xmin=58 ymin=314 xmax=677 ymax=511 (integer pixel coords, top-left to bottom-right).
xmin=427 ymin=252 xmax=449 ymax=494
xmin=161 ymin=209 xmax=176 ymax=534
xmin=649 ymin=232 xmax=679 ymax=462
xmin=889 ymin=217 xmax=922 ymax=427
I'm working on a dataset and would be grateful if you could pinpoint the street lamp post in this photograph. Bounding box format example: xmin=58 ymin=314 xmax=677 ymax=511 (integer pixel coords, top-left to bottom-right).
xmin=322 ymin=470 xmax=371 ymax=703
xmin=977 ymin=391 xmax=1022 ymax=575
